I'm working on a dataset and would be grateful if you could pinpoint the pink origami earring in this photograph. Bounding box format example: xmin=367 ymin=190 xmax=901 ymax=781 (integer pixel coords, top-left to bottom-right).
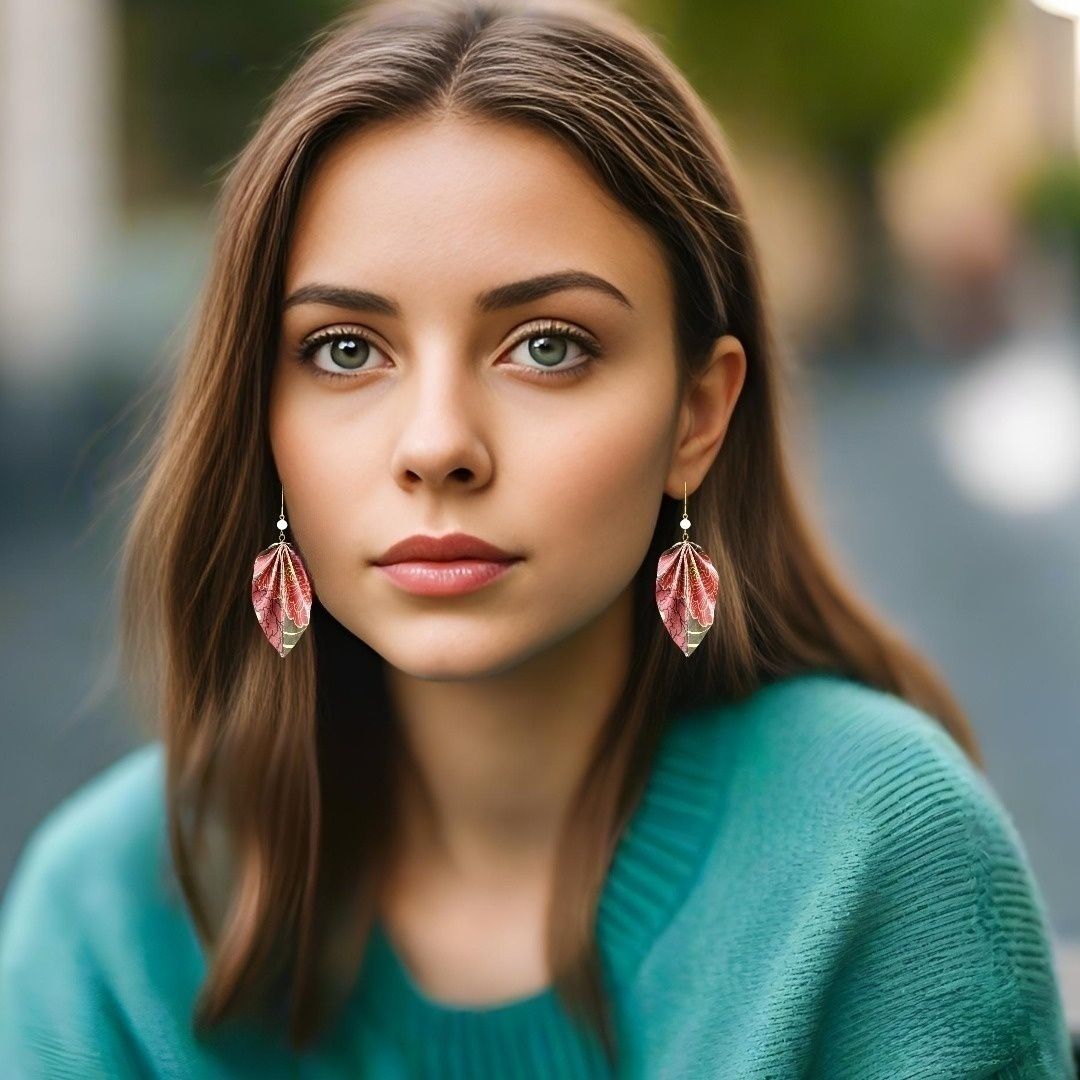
xmin=655 ymin=481 xmax=719 ymax=657
xmin=252 ymin=486 xmax=313 ymax=657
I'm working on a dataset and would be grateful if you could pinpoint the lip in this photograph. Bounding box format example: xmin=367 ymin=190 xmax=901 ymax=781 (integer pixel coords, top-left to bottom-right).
xmin=372 ymin=532 xmax=520 ymax=565
xmin=375 ymin=559 xmax=518 ymax=597
xmin=371 ymin=532 xmax=523 ymax=598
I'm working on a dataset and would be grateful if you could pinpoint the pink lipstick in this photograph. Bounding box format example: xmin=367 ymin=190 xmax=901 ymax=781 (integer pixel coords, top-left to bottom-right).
xmin=371 ymin=532 xmax=523 ymax=597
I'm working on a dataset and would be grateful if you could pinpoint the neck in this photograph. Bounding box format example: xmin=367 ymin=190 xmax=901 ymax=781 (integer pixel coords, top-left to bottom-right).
xmin=382 ymin=585 xmax=635 ymax=891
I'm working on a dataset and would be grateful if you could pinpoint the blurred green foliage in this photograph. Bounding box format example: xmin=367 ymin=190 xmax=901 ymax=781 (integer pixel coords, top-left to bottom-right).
xmin=639 ymin=0 xmax=1003 ymax=172
xmin=1018 ymin=155 xmax=1080 ymax=258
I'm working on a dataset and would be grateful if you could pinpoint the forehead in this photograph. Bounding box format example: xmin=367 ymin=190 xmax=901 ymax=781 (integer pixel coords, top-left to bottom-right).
xmin=283 ymin=114 xmax=672 ymax=314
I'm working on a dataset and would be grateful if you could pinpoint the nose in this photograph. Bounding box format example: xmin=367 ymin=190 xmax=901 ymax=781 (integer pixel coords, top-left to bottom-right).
xmin=388 ymin=346 xmax=494 ymax=494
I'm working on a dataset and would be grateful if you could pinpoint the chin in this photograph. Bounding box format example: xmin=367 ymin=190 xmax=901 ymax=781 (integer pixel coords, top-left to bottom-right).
xmin=380 ymin=649 xmax=521 ymax=682
xmin=364 ymin=620 xmax=489 ymax=668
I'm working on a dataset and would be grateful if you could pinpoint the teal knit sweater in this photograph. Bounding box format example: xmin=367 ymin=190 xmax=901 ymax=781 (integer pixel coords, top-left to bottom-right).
xmin=0 ymin=672 xmax=1073 ymax=1078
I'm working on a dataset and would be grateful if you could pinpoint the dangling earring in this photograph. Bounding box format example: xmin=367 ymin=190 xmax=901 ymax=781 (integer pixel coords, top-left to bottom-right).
xmin=655 ymin=481 xmax=719 ymax=657
xmin=252 ymin=485 xmax=313 ymax=657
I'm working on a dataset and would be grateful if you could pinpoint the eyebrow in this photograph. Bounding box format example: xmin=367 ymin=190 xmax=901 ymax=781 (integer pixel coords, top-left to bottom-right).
xmin=281 ymin=269 xmax=633 ymax=316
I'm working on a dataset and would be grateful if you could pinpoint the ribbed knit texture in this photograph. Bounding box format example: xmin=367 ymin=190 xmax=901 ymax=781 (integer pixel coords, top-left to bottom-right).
xmin=0 ymin=672 xmax=1073 ymax=1078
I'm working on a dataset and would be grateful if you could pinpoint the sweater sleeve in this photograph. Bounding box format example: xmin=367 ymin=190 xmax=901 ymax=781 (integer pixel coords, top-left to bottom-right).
xmin=808 ymin=711 xmax=1074 ymax=1079
xmin=0 ymin=810 xmax=151 ymax=1078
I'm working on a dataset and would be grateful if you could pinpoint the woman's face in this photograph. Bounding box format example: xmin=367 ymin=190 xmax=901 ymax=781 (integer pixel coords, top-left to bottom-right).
xmin=270 ymin=115 xmax=726 ymax=679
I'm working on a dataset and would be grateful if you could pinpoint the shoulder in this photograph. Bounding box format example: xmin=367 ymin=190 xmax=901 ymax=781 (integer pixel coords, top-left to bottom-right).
xmin=730 ymin=668 xmax=964 ymax=758
xmin=0 ymin=741 xmax=169 ymax=955
xmin=721 ymin=670 xmax=1051 ymax=901
xmin=673 ymin=670 xmax=1000 ymax=854
xmin=693 ymin=670 xmax=1062 ymax=977
xmin=743 ymin=674 xmax=1069 ymax=1046
xmin=676 ymin=673 xmax=1073 ymax=1072
xmin=718 ymin=669 xmax=987 ymax=818
xmin=0 ymin=745 xmax=211 ymax=1075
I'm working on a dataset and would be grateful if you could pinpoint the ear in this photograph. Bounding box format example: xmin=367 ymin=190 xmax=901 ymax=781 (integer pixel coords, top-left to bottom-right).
xmin=665 ymin=334 xmax=747 ymax=499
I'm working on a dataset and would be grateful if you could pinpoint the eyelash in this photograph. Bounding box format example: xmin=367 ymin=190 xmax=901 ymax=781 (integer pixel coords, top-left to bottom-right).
xmin=292 ymin=319 xmax=602 ymax=383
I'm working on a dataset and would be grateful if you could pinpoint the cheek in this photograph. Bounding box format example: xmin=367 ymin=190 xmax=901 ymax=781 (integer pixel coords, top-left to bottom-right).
xmin=520 ymin=383 xmax=674 ymax=603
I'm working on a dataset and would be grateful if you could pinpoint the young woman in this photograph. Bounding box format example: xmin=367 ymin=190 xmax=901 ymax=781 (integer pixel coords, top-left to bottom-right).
xmin=0 ymin=0 xmax=1073 ymax=1076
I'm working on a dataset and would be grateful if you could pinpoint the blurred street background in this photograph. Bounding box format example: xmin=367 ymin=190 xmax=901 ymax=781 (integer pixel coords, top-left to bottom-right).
xmin=3 ymin=0 xmax=1080 ymax=1035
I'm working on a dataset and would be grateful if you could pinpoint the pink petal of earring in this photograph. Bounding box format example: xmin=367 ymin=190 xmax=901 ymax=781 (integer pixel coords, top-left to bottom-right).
xmin=252 ymin=487 xmax=313 ymax=657
xmin=655 ymin=482 xmax=718 ymax=657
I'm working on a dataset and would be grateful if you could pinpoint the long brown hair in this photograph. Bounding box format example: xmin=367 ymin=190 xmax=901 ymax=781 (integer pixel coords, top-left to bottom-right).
xmin=116 ymin=0 xmax=983 ymax=1063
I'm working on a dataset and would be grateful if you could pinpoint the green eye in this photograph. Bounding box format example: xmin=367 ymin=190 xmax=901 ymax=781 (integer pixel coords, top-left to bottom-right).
xmin=527 ymin=335 xmax=569 ymax=367
xmin=506 ymin=321 xmax=601 ymax=380
xmin=324 ymin=335 xmax=370 ymax=369
xmin=296 ymin=329 xmax=389 ymax=380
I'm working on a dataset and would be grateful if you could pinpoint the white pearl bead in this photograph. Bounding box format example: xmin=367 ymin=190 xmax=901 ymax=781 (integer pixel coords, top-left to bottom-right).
xmin=277 ymin=518 xmax=288 ymax=530
xmin=680 ymin=517 xmax=691 ymax=529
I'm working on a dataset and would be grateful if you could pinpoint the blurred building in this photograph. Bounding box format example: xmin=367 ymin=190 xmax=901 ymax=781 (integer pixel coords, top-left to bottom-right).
xmin=0 ymin=0 xmax=119 ymax=393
